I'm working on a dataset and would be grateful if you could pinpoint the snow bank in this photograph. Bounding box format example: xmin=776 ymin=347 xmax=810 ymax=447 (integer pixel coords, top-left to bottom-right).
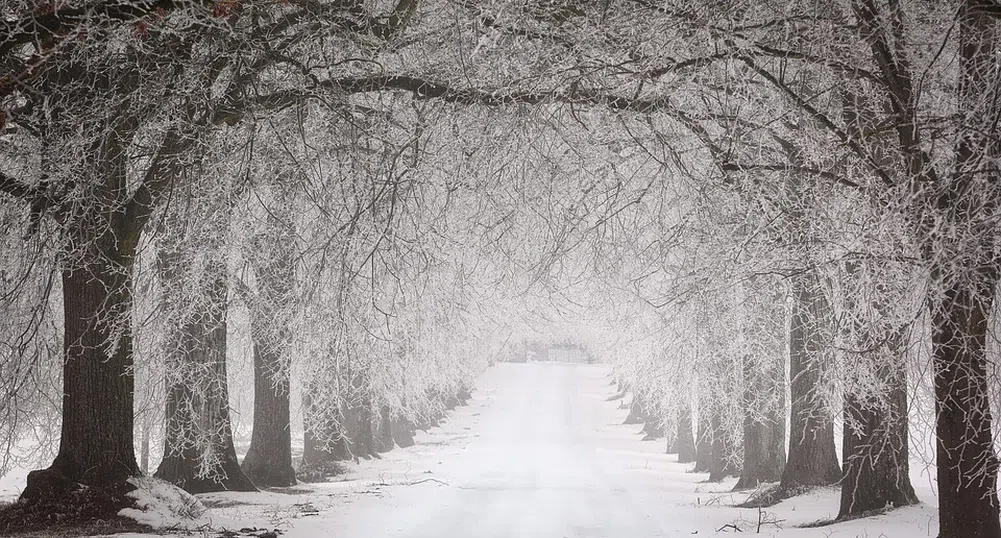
xmin=118 ymin=476 xmax=210 ymax=530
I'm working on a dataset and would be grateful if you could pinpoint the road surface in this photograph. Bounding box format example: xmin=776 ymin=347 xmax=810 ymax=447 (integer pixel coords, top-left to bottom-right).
xmin=291 ymin=363 xmax=716 ymax=537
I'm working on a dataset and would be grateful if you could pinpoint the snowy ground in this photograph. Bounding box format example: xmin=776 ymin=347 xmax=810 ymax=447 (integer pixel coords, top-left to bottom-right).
xmin=3 ymin=363 xmax=940 ymax=537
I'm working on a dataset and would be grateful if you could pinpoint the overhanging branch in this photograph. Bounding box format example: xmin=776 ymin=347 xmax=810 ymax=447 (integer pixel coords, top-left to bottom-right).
xmin=720 ymin=162 xmax=862 ymax=189
xmin=738 ymin=55 xmax=895 ymax=187
xmin=0 ymin=0 xmax=205 ymax=58
xmin=0 ymin=170 xmax=41 ymax=201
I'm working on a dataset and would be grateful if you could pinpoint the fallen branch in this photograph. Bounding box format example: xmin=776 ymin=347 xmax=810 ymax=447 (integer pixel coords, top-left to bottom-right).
xmin=400 ymin=478 xmax=449 ymax=487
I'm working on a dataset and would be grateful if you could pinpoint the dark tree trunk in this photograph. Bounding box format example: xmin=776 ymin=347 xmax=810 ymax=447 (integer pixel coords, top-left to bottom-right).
xmin=300 ymin=392 xmax=350 ymax=481
xmin=16 ymin=41 xmax=190 ymax=512
xmin=837 ymin=259 xmax=916 ymax=517
xmin=19 ymin=112 xmax=153 ymax=508
xmin=839 ymin=359 xmax=916 ymax=517
xmin=932 ymin=279 xmax=1001 ymax=538
xmin=352 ymin=401 xmax=376 ymax=458
xmin=374 ymin=406 xmax=395 ymax=453
xmin=324 ymin=400 xmax=377 ymax=460
xmin=241 ymin=214 xmax=296 ymax=487
xmin=845 ymin=1 xmax=1001 ymax=533
xmin=676 ymin=406 xmax=696 ymax=463
xmin=780 ymin=272 xmax=841 ymax=490
xmin=735 ymin=352 xmax=785 ymax=490
xmin=241 ymin=336 xmax=296 ymax=487
xmin=928 ymin=5 xmax=1001 ymax=538
xmin=391 ymin=419 xmax=416 ymax=448
xmin=708 ymin=408 xmax=739 ymax=482
xmin=694 ymin=410 xmax=712 ymax=473
xmin=22 ymin=256 xmax=140 ymax=503
xmin=155 ymin=252 xmax=255 ymax=494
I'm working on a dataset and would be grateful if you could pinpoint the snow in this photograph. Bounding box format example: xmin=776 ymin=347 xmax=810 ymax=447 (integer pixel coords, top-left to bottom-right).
xmin=2 ymin=363 xmax=942 ymax=537
xmin=118 ymin=477 xmax=208 ymax=530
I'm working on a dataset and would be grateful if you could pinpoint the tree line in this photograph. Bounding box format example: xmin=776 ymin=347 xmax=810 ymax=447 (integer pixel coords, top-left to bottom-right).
xmin=1 ymin=1 xmax=999 ymax=538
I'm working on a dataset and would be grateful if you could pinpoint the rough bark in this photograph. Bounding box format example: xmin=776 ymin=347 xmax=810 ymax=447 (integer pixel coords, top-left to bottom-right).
xmin=241 ymin=213 xmax=296 ymax=488
xmin=780 ymin=271 xmax=841 ymax=490
xmin=22 ymin=256 xmax=140 ymax=504
xmin=18 ymin=79 xmax=152 ymax=507
xmin=155 ymin=248 xmax=255 ymax=493
xmin=927 ymin=4 xmax=1001 ymax=537
xmin=932 ymin=278 xmax=1000 ymax=537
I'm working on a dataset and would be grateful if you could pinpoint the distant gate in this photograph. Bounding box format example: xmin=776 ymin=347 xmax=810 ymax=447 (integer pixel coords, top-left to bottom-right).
xmin=542 ymin=347 xmax=590 ymax=363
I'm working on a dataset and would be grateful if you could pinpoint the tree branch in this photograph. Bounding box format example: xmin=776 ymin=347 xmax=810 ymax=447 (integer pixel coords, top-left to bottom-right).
xmin=737 ymin=54 xmax=896 ymax=186
xmin=0 ymin=0 xmax=205 ymax=58
xmin=0 ymin=170 xmax=41 ymax=201
xmin=750 ymin=43 xmax=883 ymax=84
xmin=118 ymin=123 xmax=203 ymax=252
xmin=719 ymin=162 xmax=862 ymax=189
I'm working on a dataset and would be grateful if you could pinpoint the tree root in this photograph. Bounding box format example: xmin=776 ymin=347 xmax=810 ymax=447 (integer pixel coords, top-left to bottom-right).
xmin=0 ymin=472 xmax=142 ymax=536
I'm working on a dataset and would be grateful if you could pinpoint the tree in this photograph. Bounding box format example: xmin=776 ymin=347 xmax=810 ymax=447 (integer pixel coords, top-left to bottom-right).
xmin=676 ymin=406 xmax=696 ymax=464
xmin=3 ymin=44 xmax=206 ymax=508
xmin=780 ymin=270 xmax=841 ymax=490
xmin=734 ymin=279 xmax=786 ymax=490
xmin=154 ymin=187 xmax=255 ymax=494
xmin=241 ymin=186 xmax=298 ymax=488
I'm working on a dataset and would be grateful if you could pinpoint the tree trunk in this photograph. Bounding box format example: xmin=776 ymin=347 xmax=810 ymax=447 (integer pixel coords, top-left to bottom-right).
xmin=624 ymin=395 xmax=647 ymax=425
xmin=350 ymin=401 xmax=376 ymax=458
xmin=241 ymin=215 xmax=297 ymax=487
xmin=932 ymin=278 xmax=1001 ymax=537
xmin=300 ymin=392 xmax=350 ymax=481
xmin=708 ymin=408 xmax=739 ymax=482
xmin=676 ymin=406 xmax=696 ymax=463
xmin=694 ymin=408 xmax=712 ymax=473
xmin=374 ymin=406 xmax=395 ymax=453
xmin=155 ymin=258 xmax=256 ymax=494
xmin=241 ymin=335 xmax=296 ymax=487
xmin=641 ymin=418 xmax=664 ymax=441
xmin=391 ymin=418 xmax=416 ymax=448
xmin=22 ymin=257 xmax=140 ymax=504
xmin=839 ymin=358 xmax=916 ymax=517
xmin=735 ymin=353 xmax=785 ymax=490
xmin=837 ymin=258 xmax=916 ymax=517
xmin=929 ymin=4 xmax=1001 ymax=537
xmin=780 ymin=271 xmax=840 ymax=490
xmin=666 ymin=431 xmax=677 ymax=454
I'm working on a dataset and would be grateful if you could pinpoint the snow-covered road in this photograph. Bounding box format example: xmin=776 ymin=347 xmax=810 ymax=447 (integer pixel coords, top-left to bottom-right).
xmin=326 ymin=362 xmax=686 ymax=537
xmin=119 ymin=362 xmax=938 ymax=537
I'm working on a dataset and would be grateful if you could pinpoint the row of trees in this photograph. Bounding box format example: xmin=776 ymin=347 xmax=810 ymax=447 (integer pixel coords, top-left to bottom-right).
xmin=1 ymin=1 xmax=999 ymax=537
xmin=602 ymin=3 xmax=1001 ymax=537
